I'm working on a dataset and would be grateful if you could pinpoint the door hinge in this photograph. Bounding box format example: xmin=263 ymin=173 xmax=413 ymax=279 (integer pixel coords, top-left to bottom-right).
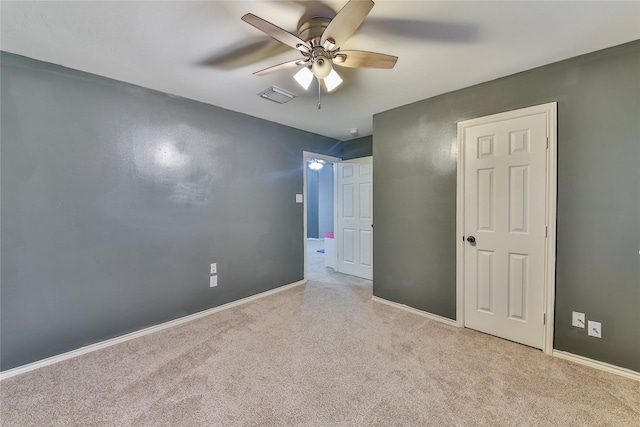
xmin=546 ymin=137 xmax=549 ymax=148
xmin=545 ymin=226 xmax=548 ymax=238
xmin=543 ymin=313 xmax=547 ymax=325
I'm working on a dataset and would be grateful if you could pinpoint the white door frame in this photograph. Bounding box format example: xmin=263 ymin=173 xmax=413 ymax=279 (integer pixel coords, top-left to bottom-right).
xmin=455 ymin=102 xmax=557 ymax=354
xmin=302 ymin=151 xmax=341 ymax=282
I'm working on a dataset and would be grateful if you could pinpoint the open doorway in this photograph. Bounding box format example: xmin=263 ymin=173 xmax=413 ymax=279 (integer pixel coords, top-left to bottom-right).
xmin=303 ymin=151 xmax=340 ymax=281
xmin=306 ymin=160 xmax=334 ymax=241
xmin=303 ymin=152 xmax=374 ymax=282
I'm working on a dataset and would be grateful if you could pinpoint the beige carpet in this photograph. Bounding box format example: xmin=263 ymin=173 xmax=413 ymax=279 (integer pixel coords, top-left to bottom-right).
xmin=1 ymin=239 xmax=639 ymax=426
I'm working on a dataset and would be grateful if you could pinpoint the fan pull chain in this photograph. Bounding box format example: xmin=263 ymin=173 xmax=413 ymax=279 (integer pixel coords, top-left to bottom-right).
xmin=317 ymin=80 xmax=321 ymax=110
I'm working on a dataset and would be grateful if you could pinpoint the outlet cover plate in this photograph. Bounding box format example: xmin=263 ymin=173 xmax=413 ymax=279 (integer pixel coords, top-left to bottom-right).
xmin=572 ymin=311 xmax=585 ymax=328
xmin=210 ymin=275 xmax=218 ymax=288
xmin=588 ymin=320 xmax=602 ymax=338
xmin=210 ymin=263 xmax=217 ymax=274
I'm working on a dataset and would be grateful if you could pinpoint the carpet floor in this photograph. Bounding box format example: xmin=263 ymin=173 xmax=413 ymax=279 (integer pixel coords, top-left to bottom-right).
xmin=1 ymin=240 xmax=638 ymax=426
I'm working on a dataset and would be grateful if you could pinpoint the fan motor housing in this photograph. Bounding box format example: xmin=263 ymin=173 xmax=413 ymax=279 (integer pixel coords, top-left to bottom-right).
xmin=297 ymin=17 xmax=331 ymax=46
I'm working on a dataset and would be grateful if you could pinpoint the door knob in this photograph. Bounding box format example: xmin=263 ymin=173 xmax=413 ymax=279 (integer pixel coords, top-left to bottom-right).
xmin=466 ymin=236 xmax=476 ymax=244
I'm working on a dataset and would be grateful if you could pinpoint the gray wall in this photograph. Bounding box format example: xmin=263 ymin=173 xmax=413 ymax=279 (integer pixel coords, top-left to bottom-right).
xmin=317 ymin=164 xmax=334 ymax=238
xmin=1 ymin=52 xmax=341 ymax=371
xmin=306 ymin=165 xmax=334 ymax=239
xmin=342 ymin=135 xmax=372 ymax=160
xmin=373 ymin=41 xmax=639 ymax=371
xmin=306 ymin=168 xmax=320 ymax=238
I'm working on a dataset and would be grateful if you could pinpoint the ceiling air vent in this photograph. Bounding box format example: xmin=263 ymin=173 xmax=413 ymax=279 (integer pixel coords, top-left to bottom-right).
xmin=258 ymin=86 xmax=296 ymax=104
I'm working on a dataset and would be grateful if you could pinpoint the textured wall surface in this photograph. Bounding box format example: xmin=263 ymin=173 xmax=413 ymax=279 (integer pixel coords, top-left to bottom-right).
xmin=306 ymin=166 xmax=334 ymax=239
xmin=306 ymin=168 xmax=319 ymax=238
xmin=342 ymin=136 xmax=372 ymax=160
xmin=373 ymin=41 xmax=639 ymax=371
xmin=1 ymin=52 xmax=341 ymax=370
xmin=317 ymin=165 xmax=334 ymax=238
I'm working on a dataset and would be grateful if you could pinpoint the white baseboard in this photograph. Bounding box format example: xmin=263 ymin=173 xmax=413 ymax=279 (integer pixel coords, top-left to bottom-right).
xmin=0 ymin=280 xmax=306 ymax=381
xmin=372 ymin=296 xmax=459 ymax=327
xmin=553 ymin=350 xmax=640 ymax=382
xmin=371 ymin=296 xmax=638 ymax=381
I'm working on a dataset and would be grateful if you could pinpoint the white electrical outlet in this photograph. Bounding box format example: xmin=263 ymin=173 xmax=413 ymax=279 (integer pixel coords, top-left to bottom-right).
xmin=210 ymin=263 xmax=217 ymax=275
xmin=209 ymin=275 xmax=218 ymax=288
xmin=295 ymin=194 xmax=303 ymax=203
xmin=588 ymin=320 xmax=602 ymax=338
xmin=572 ymin=311 xmax=585 ymax=328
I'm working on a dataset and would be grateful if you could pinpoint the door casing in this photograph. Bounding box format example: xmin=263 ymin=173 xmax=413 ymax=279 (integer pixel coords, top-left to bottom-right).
xmin=455 ymin=102 xmax=557 ymax=354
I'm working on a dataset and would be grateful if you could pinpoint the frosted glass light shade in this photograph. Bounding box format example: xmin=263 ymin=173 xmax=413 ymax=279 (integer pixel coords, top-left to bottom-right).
xmin=324 ymin=68 xmax=343 ymax=92
xmin=294 ymin=67 xmax=313 ymax=90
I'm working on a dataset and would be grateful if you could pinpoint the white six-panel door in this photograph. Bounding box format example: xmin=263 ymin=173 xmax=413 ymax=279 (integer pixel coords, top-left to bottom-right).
xmin=461 ymin=108 xmax=551 ymax=349
xmin=337 ymin=159 xmax=373 ymax=280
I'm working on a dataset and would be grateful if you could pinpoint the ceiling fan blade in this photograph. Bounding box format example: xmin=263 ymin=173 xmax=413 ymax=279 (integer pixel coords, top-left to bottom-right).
xmin=333 ymin=50 xmax=397 ymax=69
xmin=321 ymin=0 xmax=374 ymax=48
xmin=254 ymin=59 xmax=308 ymax=76
xmin=242 ymin=13 xmax=311 ymax=52
xmin=198 ymin=37 xmax=291 ymax=70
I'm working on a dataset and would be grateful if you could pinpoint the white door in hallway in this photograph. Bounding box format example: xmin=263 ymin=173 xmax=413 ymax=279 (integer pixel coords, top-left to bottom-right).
xmin=460 ymin=106 xmax=552 ymax=349
xmin=337 ymin=158 xmax=373 ymax=280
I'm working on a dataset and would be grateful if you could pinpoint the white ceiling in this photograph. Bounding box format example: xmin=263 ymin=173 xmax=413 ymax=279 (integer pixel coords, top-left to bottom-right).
xmin=2 ymin=1 xmax=639 ymax=141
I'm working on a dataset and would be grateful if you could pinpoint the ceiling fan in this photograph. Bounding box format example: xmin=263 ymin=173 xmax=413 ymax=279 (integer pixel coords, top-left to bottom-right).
xmin=242 ymin=0 xmax=397 ymax=108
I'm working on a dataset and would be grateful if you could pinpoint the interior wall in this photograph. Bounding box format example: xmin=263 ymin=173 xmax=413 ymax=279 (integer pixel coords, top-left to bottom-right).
xmin=373 ymin=41 xmax=639 ymax=371
xmin=317 ymin=164 xmax=334 ymax=238
xmin=342 ymin=136 xmax=372 ymax=160
xmin=306 ymin=168 xmax=320 ymax=239
xmin=0 ymin=52 xmax=341 ymax=371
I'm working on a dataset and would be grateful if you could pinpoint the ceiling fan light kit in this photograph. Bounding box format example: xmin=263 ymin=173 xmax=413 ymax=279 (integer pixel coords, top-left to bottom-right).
xmin=242 ymin=0 xmax=397 ymax=109
xmin=312 ymin=57 xmax=332 ymax=79
xmin=307 ymin=158 xmax=327 ymax=170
